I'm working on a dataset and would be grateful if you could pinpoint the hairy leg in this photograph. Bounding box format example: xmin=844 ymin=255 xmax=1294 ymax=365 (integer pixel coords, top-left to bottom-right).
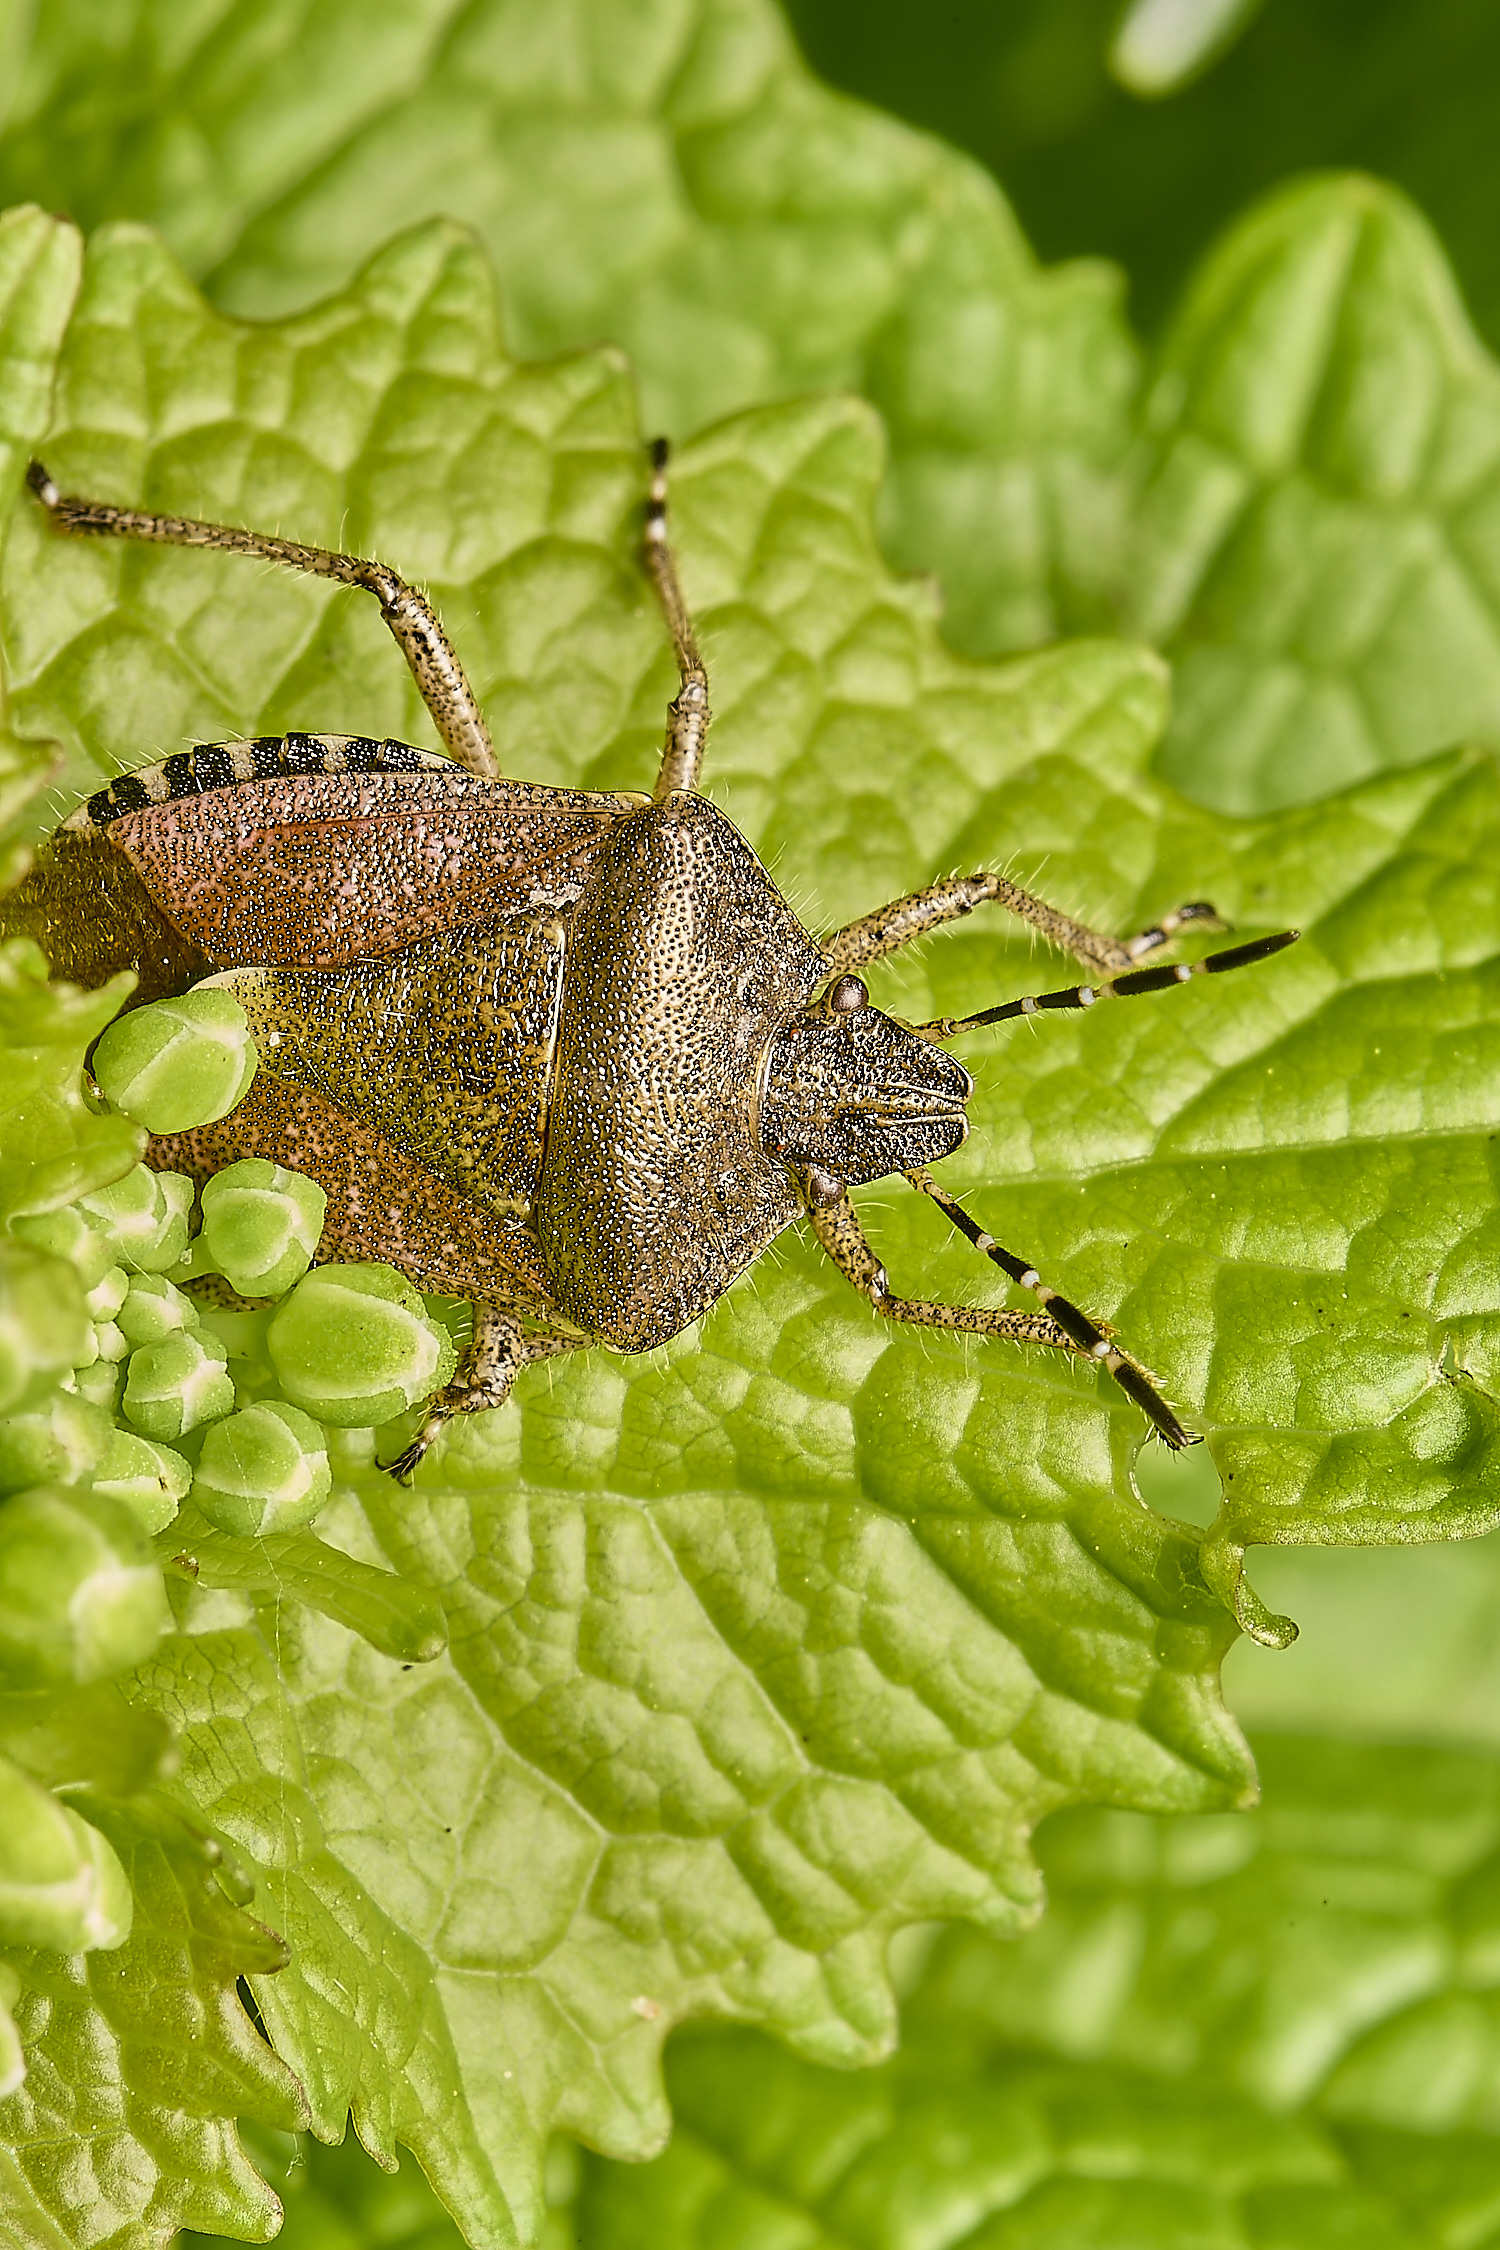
xmin=642 ymin=440 xmax=711 ymax=799
xmin=27 ymin=459 xmax=496 ymax=779
xmin=807 ymin=1179 xmax=1196 ymax=1450
xmin=382 ymin=1304 xmax=582 ymax=1482
xmin=825 ymin=869 xmax=1222 ymax=977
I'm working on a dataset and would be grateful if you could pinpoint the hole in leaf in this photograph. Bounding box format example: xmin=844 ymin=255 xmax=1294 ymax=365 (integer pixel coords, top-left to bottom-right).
xmin=1134 ymin=1437 xmax=1221 ymax=1527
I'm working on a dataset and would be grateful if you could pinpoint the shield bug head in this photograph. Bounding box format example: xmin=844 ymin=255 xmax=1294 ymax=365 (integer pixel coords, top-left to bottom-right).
xmin=760 ymin=978 xmax=972 ymax=1192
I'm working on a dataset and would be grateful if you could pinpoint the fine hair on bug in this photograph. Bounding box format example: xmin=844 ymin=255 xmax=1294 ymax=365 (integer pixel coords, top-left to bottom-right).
xmin=9 ymin=444 xmax=1299 ymax=1475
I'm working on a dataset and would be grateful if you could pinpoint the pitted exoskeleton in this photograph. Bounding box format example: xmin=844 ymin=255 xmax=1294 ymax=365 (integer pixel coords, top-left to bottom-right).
xmin=7 ymin=443 xmax=1297 ymax=1472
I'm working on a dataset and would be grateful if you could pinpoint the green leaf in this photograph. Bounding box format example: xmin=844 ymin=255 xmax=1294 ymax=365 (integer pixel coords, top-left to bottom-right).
xmin=0 ymin=204 xmax=78 ymax=886
xmin=573 ymin=1732 xmax=1500 ymax=2250
xmin=785 ymin=0 xmax=1500 ymax=347
xmin=0 ymin=0 xmax=1139 ymax=662
xmin=186 ymin=1729 xmax=1500 ymax=2247
xmin=11 ymin=204 xmax=1500 ymax=2237
xmin=0 ymin=205 xmax=76 ymax=536
xmin=0 ymin=1790 xmax=304 ymax=2249
xmin=917 ymin=1732 xmax=1500 ymax=2239
xmin=574 ymin=2045 xmax=1419 ymax=2248
xmin=921 ymin=1733 xmax=1500 ymax=2115
xmin=1135 ymin=175 xmax=1500 ymax=815
xmin=183 ymin=2125 xmax=513 ymax=2250
xmin=15 ymin=6 xmax=1500 ymax=833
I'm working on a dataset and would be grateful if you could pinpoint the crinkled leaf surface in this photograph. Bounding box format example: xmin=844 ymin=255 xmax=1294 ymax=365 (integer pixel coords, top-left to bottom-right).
xmin=0 ymin=0 xmax=1139 ymax=662
xmin=572 ymin=1731 xmax=1500 ymax=2250
xmin=3 ymin=210 xmax=1500 ymax=2242
xmin=183 ymin=1730 xmax=1500 ymax=2250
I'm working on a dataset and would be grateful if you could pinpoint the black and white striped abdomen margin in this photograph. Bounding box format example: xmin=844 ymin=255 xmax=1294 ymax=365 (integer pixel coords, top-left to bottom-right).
xmin=64 ymin=733 xmax=451 ymax=830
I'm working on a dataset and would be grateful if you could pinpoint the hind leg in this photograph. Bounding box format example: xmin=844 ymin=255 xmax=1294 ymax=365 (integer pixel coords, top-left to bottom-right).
xmin=382 ymin=1305 xmax=582 ymax=1482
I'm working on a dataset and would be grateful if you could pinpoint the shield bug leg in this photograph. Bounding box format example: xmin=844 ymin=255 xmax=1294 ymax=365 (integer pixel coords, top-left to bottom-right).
xmin=380 ymin=1306 xmax=581 ymax=1484
xmin=913 ymin=929 xmax=1300 ymax=1038
xmin=803 ymin=1178 xmax=1170 ymax=1410
xmin=26 ymin=458 xmax=497 ymax=780
xmin=826 ymin=872 xmax=1229 ymax=978
xmin=902 ymin=1166 xmax=1196 ymax=1447
xmin=1116 ymin=899 xmax=1223 ymax=962
xmin=642 ymin=439 xmax=711 ymax=800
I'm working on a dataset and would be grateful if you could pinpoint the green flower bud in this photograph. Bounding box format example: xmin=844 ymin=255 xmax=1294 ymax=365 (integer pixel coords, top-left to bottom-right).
xmin=0 ymin=1487 xmax=169 ymax=1688
xmin=92 ymin=1320 xmax=130 ymax=1365
xmin=199 ymin=1160 xmax=326 ymax=1299
xmin=92 ymin=1431 xmax=191 ymax=1535
xmin=11 ymin=1206 xmax=117 ymax=1290
xmin=116 ymin=1272 xmax=201 ymax=1347
xmin=78 ymin=1166 xmax=194 ymax=1273
xmin=0 ymin=1240 xmax=89 ymax=1411
xmin=192 ymin=1401 xmax=332 ymax=1536
xmin=122 ymin=1330 xmax=233 ymax=1441
xmin=0 ymin=1393 xmax=110 ymax=1494
xmin=91 ymin=988 xmax=258 ymax=1134
xmin=0 ymin=1756 xmax=132 ymax=1952
xmin=267 ymin=1264 xmax=457 ymax=1427
xmin=70 ymin=1361 xmax=121 ymax=1412
xmin=84 ymin=1266 xmax=129 ymax=1322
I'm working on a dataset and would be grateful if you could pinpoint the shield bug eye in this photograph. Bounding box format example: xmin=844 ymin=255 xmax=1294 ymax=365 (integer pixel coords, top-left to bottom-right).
xmin=828 ymin=975 xmax=867 ymax=1015
xmin=804 ymin=1165 xmax=844 ymax=1206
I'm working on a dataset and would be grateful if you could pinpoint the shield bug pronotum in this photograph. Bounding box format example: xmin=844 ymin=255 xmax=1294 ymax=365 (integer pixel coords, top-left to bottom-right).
xmin=6 ymin=443 xmax=1296 ymax=1476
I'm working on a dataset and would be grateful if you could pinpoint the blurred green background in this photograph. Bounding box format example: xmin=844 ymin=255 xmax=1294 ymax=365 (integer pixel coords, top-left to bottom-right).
xmin=786 ymin=0 xmax=1500 ymax=347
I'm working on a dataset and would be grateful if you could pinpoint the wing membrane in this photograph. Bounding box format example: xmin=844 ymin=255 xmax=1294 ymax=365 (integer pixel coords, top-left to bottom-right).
xmin=112 ymin=772 xmax=637 ymax=967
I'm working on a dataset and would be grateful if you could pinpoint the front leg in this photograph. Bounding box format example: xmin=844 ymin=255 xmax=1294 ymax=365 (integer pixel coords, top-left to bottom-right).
xmin=382 ymin=1303 xmax=581 ymax=1482
xmin=807 ymin=1181 xmax=1196 ymax=1450
xmin=825 ymin=871 xmax=1220 ymax=977
xmin=806 ymin=1190 xmax=1084 ymax=1350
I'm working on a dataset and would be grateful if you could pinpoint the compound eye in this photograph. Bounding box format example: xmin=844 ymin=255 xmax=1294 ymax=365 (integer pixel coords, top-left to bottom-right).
xmin=804 ymin=1164 xmax=845 ymax=1207
xmin=828 ymin=974 xmax=868 ymax=1015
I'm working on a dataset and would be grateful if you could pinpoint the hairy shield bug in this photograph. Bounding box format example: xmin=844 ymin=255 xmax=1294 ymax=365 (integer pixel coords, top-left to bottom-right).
xmin=5 ymin=445 xmax=1297 ymax=1475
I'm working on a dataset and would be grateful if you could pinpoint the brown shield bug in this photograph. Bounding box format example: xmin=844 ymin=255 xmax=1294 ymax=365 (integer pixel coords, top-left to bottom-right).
xmin=6 ymin=445 xmax=1296 ymax=1476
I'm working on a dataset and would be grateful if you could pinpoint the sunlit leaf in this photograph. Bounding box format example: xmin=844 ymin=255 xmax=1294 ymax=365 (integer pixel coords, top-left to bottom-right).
xmin=2 ymin=202 xmax=1499 ymax=2241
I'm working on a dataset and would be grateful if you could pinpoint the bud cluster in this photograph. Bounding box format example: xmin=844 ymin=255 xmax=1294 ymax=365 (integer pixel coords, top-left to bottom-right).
xmin=0 ymin=974 xmax=464 ymax=1988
